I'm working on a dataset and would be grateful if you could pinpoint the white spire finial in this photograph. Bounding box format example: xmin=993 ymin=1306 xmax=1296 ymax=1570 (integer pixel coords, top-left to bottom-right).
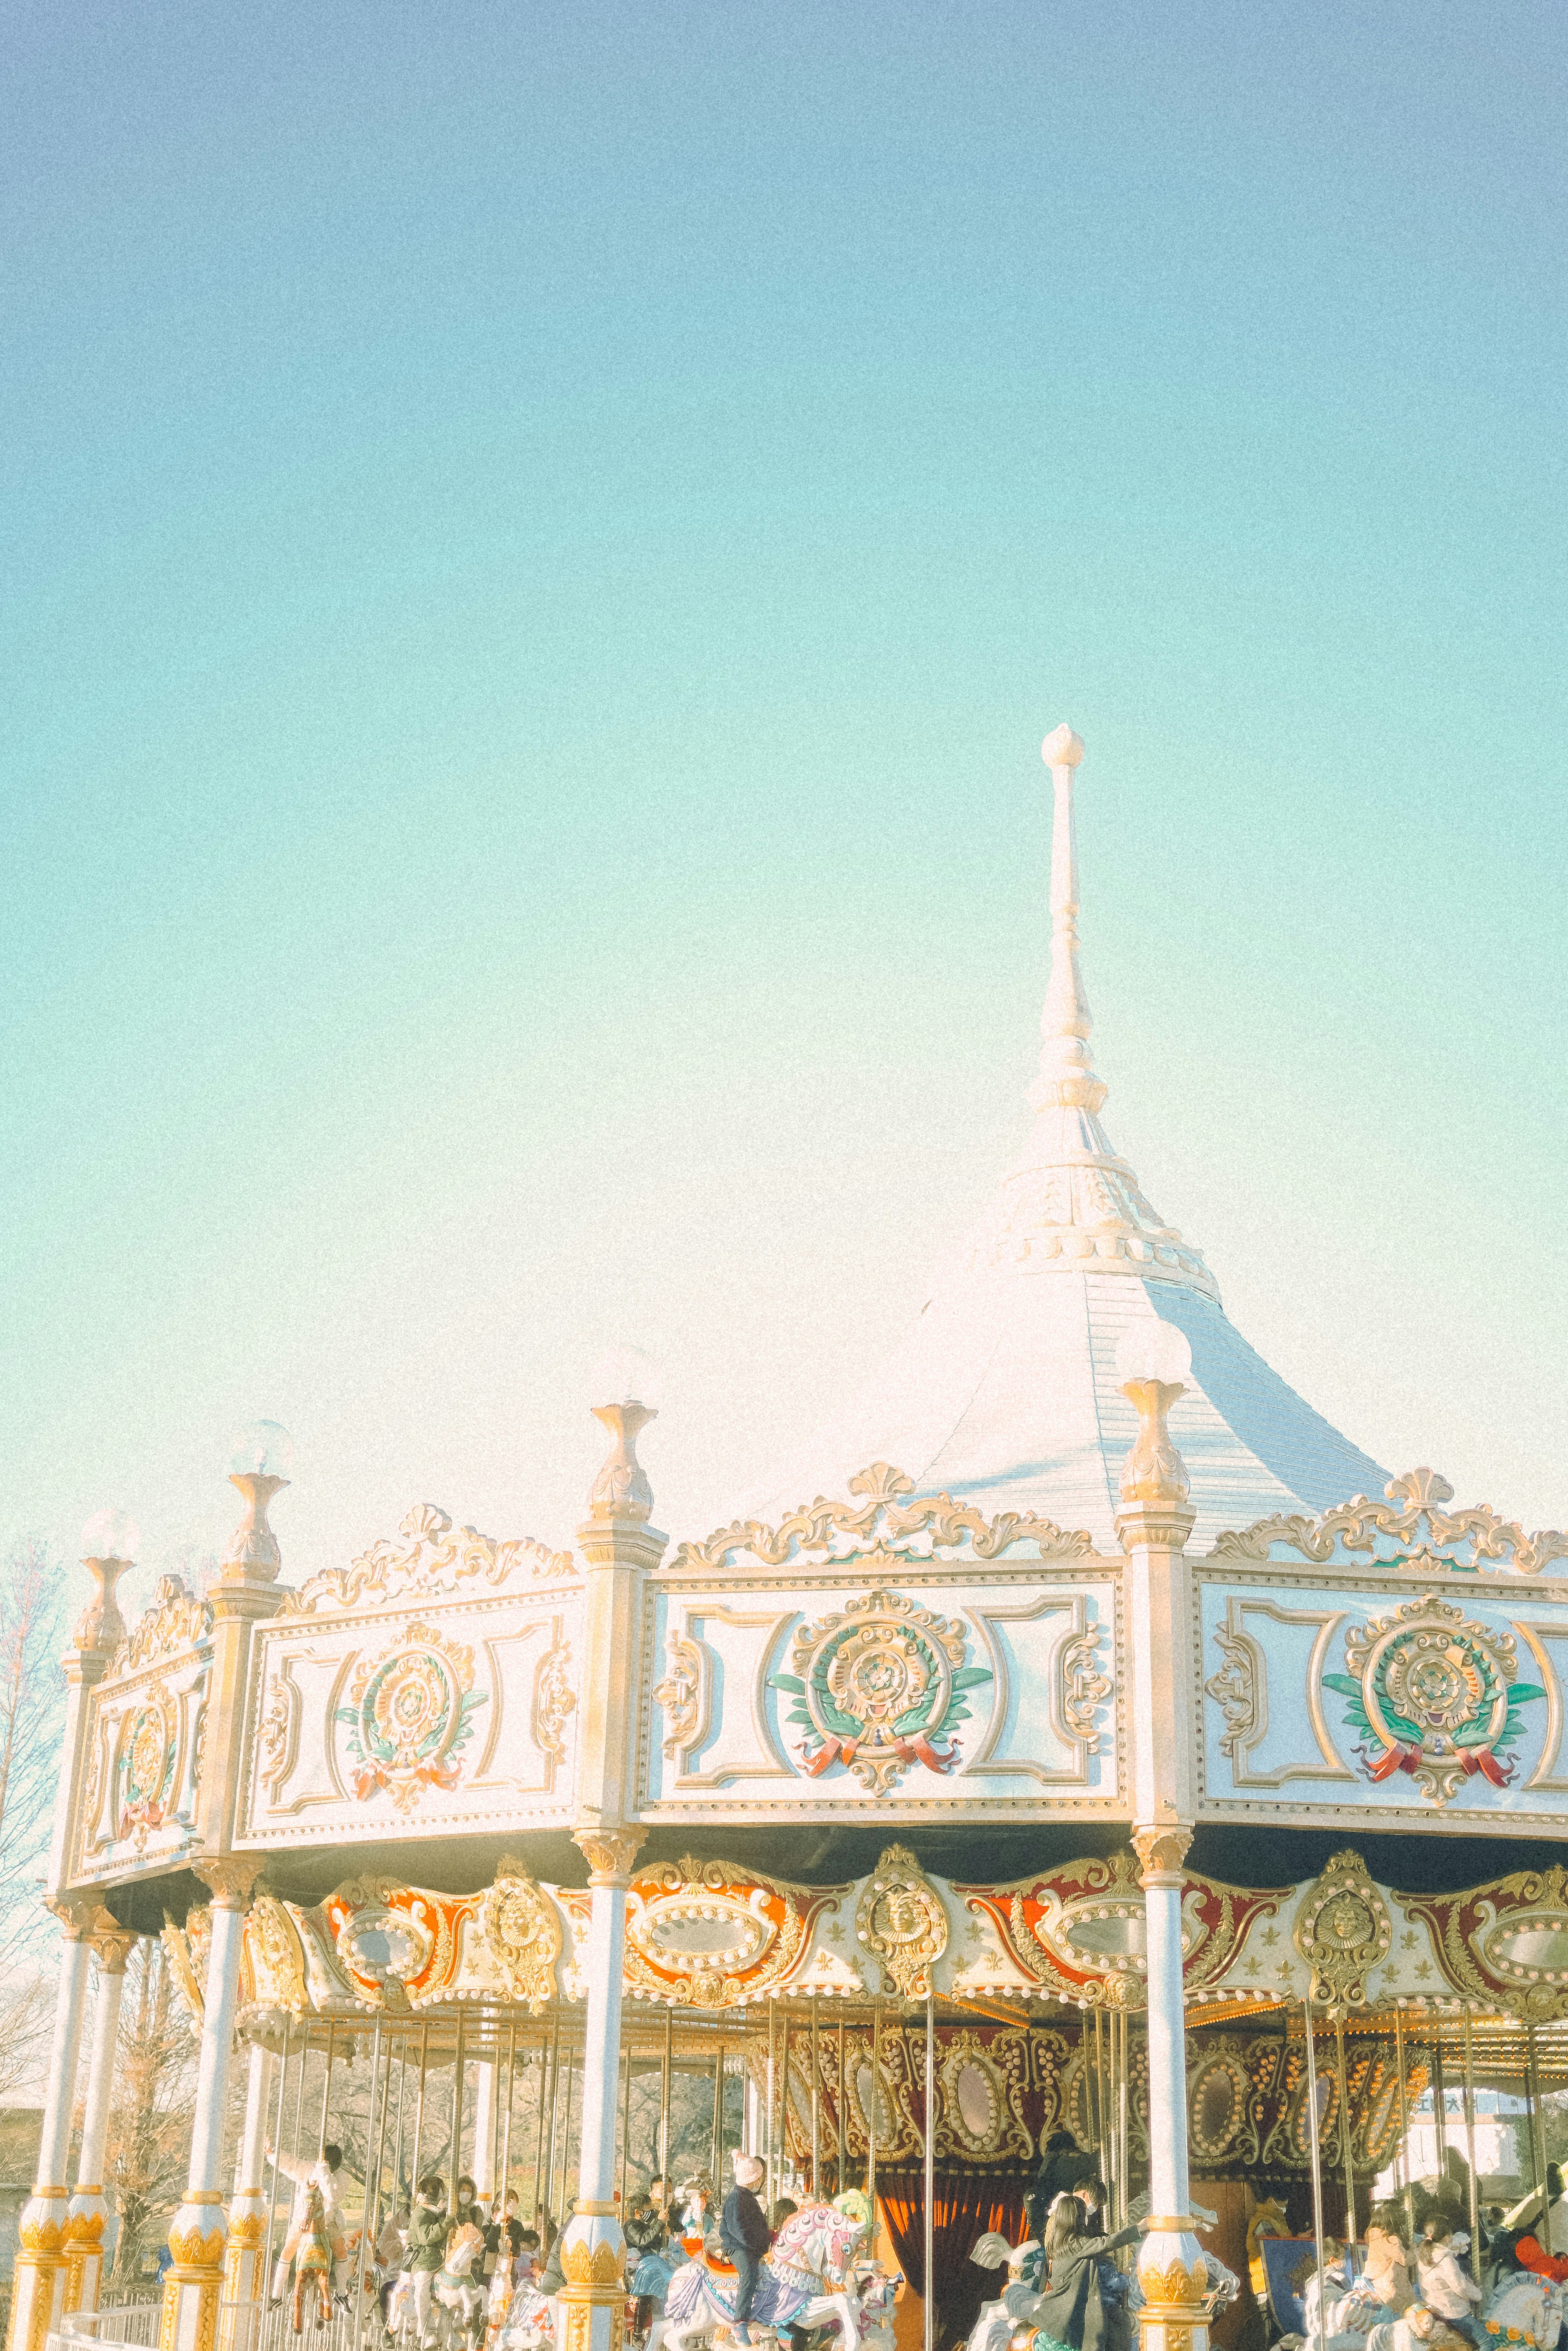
xmin=1032 ymin=725 xmax=1106 ymax=1113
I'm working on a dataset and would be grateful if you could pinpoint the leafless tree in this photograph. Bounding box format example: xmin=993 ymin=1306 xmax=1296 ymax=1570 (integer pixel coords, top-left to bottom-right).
xmin=106 ymin=1937 xmax=199 ymax=2283
xmin=0 ymin=1537 xmax=69 ymax=2101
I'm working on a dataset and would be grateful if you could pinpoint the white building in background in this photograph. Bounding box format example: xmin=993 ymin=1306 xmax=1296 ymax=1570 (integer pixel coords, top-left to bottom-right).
xmin=1374 ymin=2092 xmax=1522 ymax=2199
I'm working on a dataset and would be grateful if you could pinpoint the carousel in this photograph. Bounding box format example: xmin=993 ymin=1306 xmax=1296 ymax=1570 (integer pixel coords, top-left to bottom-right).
xmin=16 ymin=728 xmax=1568 ymax=2351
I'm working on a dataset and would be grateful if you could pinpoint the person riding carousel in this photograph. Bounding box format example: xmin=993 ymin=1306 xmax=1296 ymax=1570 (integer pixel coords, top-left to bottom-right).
xmin=717 ymin=2154 xmax=772 ymax=2348
xmin=1031 ymin=2191 xmax=1143 ymax=2351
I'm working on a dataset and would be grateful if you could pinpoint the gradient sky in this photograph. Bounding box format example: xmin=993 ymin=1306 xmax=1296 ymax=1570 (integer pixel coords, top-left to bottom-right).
xmin=5 ymin=0 xmax=1566 ymax=1611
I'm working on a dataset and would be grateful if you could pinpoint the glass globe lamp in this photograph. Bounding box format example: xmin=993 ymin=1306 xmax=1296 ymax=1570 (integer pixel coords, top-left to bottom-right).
xmin=228 ymin=1420 xmax=296 ymax=1480
xmin=1114 ymin=1319 xmax=1192 ymax=1389
xmin=81 ymin=1505 xmax=139 ymax=1562
xmin=588 ymin=1345 xmax=662 ymax=1414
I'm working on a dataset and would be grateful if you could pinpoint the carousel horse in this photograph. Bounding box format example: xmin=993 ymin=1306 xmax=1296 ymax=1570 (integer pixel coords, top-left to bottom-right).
xmin=1481 ymin=2269 xmax=1568 ymax=2351
xmin=651 ymin=2200 xmax=869 ymax=2351
xmin=846 ymin=2261 xmax=901 ymax=2351
xmin=432 ymin=2224 xmax=491 ymax=2351
xmin=494 ymin=2282 xmax=554 ymax=2351
xmin=293 ymin=2183 xmax=346 ymax=2333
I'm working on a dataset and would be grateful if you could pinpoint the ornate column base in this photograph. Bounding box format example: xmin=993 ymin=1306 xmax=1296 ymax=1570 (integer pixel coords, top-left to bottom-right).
xmin=557 ymin=2202 xmax=626 ymax=2351
xmin=62 ymin=2189 xmax=108 ymax=2317
xmin=1138 ymin=2226 xmax=1214 ymax=2351
xmin=217 ymin=2188 xmax=268 ymax=2351
xmin=159 ymin=2190 xmax=229 ymax=2351
xmin=6 ymin=2190 xmax=68 ymax=2351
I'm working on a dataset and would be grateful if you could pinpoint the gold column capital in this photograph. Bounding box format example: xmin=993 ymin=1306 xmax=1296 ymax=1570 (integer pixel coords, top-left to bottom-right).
xmin=571 ymin=1827 xmax=645 ymax=1887
xmin=192 ymin=1857 xmax=264 ymax=1910
xmin=1132 ymin=1825 xmax=1193 ymax=1887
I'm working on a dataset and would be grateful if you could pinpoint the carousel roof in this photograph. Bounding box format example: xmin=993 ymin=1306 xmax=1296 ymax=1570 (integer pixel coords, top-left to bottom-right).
xmin=746 ymin=727 xmax=1388 ymax=1555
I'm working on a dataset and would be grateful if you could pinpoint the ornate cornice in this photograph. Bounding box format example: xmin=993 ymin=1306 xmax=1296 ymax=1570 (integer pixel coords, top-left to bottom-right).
xmin=1210 ymin=1466 xmax=1568 ymax=1576
xmin=672 ymin=1461 xmax=1096 ymax=1574
xmin=277 ymin=1503 xmax=575 ymax=1617
xmin=107 ymin=1577 xmax=214 ymax=1678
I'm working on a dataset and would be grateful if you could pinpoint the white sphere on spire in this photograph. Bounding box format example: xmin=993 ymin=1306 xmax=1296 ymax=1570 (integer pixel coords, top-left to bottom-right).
xmin=1042 ymin=724 xmax=1084 ymax=767
xmin=1115 ymin=1318 xmax=1192 ymax=1386
xmin=82 ymin=1505 xmax=138 ymax=1561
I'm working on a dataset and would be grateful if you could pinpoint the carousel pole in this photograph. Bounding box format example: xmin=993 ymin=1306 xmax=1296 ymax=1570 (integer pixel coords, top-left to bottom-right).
xmin=868 ymin=2003 xmax=880 ymax=2213
xmin=1117 ymin=1290 xmax=1209 ymax=2351
xmin=410 ymin=2023 xmax=431 ymax=2209
xmin=259 ymin=2015 xmax=293 ymax=2323
xmin=837 ymin=2018 xmax=846 ymax=2198
xmin=661 ymin=2010 xmax=673 ymax=2205
xmin=1303 ymin=2005 xmax=1329 ymax=2351
xmin=537 ymin=2018 xmax=558 ymax=2227
xmin=712 ymin=2038 xmax=726 ymax=2185
xmin=765 ymin=2001 xmax=777 ymax=2201
xmin=619 ymin=2048 xmax=631 ymax=2206
xmin=1528 ymin=2026 xmax=1549 ymax=2221
xmin=561 ymin=1376 xmax=663 ymax=2351
xmin=350 ymin=2015 xmax=389 ymax=2351
xmin=810 ymin=1999 xmax=821 ymax=2197
xmin=1394 ymin=2008 xmax=1417 ymax=2248
xmin=780 ymin=2017 xmax=792 ymax=2193
xmin=1433 ymin=2031 xmax=1449 ymax=2181
xmin=1461 ymin=2009 xmax=1481 ymax=2284
xmin=452 ymin=2008 xmax=468 ymax=2198
xmin=502 ymin=2023 xmax=518 ymax=2211
xmin=922 ymin=1996 xmax=935 ymax=2351
xmin=558 ymin=2030 xmax=575 ymax=2214
xmin=1334 ymin=2012 xmax=1356 ymax=2246
xmin=317 ymin=2017 xmax=339 ymax=2161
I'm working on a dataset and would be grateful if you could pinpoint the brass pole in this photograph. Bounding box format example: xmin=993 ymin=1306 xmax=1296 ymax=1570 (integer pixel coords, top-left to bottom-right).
xmin=1529 ymin=2026 xmax=1549 ymax=2220
xmin=1462 ymin=2008 xmax=1481 ymax=2284
xmin=410 ymin=2021 xmax=431 ymax=2204
xmin=712 ymin=2038 xmax=725 ymax=2184
xmin=1433 ymin=2030 xmax=1448 ymax=2178
xmin=1118 ymin=2008 xmax=1130 ymax=2230
xmin=391 ymin=2031 xmax=409 ymax=2209
xmin=837 ymin=2018 xmax=846 ymax=2198
xmin=619 ymin=2046 xmax=632 ymax=2206
xmin=660 ymin=2010 xmax=673 ymax=2201
xmin=452 ymin=2007 xmax=468 ymax=2200
xmin=560 ymin=2032 xmax=577 ymax=2215
xmin=351 ymin=2014 xmax=391 ymax=2351
xmin=503 ymin=2020 xmax=518 ymax=2210
xmin=1303 ymin=2003 xmax=1329 ymax=2351
xmin=1335 ymin=2012 xmax=1356 ymax=2246
xmin=543 ymin=2014 xmax=563 ymax=2226
xmin=810 ymin=1999 xmax=820 ymax=2196
xmin=317 ymin=2018 xmax=338 ymax=2159
xmin=923 ymin=1996 xmax=935 ymax=2351
xmin=1394 ymin=2007 xmax=1416 ymax=2248
xmin=260 ymin=2014 xmax=293 ymax=2309
xmin=780 ymin=2017 xmax=791 ymax=2191
xmin=868 ymin=2002 xmax=880 ymax=2211
xmin=765 ymin=1999 xmax=776 ymax=2200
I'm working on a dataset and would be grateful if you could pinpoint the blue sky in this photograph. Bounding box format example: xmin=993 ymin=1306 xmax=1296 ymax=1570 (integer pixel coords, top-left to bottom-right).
xmin=4 ymin=0 xmax=1566 ymax=1601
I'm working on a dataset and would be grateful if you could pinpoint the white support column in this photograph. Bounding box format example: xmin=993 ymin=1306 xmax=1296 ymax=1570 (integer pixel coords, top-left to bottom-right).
xmin=474 ymin=2062 xmax=498 ymax=2197
xmin=162 ymin=1865 xmax=261 ymax=2351
xmin=63 ymin=1927 xmax=139 ymax=2317
xmin=1116 ymin=1324 xmax=1211 ymax=2351
xmin=218 ymin=2039 xmax=274 ymax=2351
xmin=7 ymin=1909 xmax=95 ymax=2351
xmin=560 ymin=1832 xmax=642 ymax=2351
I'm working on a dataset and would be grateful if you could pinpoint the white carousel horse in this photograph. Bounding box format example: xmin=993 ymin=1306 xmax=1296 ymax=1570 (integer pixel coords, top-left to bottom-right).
xmin=1480 ymin=2270 xmax=1568 ymax=2351
xmin=650 ymin=2202 xmax=868 ymax=2351
xmin=494 ymin=2283 xmax=554 ymax=2351
xmin=434 ymin=2225 xmax=491 ymax=2349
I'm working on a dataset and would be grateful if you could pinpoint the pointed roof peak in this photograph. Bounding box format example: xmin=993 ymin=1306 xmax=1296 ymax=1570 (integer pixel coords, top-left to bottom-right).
xmin=1031 ymin=724 xmax=1105 ymax=1117
xmin=960 ymin=726 xmax=1219 ymax=1300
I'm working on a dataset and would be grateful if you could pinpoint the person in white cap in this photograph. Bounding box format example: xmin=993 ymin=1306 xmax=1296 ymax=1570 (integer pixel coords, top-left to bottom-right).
xmin=720 ymin=2154 xmax=772 ymax=2346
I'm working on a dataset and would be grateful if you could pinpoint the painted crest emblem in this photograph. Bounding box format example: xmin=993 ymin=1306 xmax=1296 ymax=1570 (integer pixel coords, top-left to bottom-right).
xmin=1324 ymin=1594 xmax=1544 ymax=1807
xmin=337 ymin=1619 xmax=486 ymax=1813
xmin=770 ymin=1587 xmax=991 ymax=1795
xmin=119 ymin=1683 xmax=177 ymax=1849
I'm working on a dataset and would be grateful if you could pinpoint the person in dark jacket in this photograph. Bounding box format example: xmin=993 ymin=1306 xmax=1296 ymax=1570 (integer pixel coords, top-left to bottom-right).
xmin=1027 ymin=2134 xmax=1105 ymax=2244
xmin=719 ymin=2154 xmax=773 ymax=2347
xmin=1033 ymin=2193 xmax=1141 ymax=2351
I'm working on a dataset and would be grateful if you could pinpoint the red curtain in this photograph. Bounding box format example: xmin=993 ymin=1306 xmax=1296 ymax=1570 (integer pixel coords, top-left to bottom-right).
xmin=876 ymin=2174 xmax=1028 ymax=2351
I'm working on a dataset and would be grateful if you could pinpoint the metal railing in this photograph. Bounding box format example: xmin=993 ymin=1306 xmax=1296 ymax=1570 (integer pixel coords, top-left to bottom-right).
xmin=51 ymin=2304 xmax=163 ymax=2351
